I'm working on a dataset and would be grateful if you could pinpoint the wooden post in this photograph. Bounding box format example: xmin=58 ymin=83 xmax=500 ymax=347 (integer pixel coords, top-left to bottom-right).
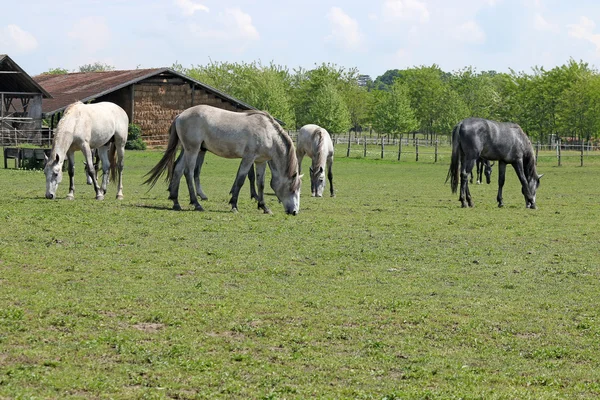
xmin=416 ymin=138 xmax=419 ymax=161
xmin=536 ymin=141 xmax=540 ymax=165
xmin=363 ymin=135 xmax=367 ymax=158
xmin=346 ymin=131 xmax=351 ymax=157
xmin=434 ymin=139 xmax=438 ymax=163
xmin=398 ymin=134 xmax=403 ymax=161
xmin=557 ymin=138 xmax=561 ymax=166
xmin=381 ymin=135 xmax=385 ymax=159
xmin=581 ymin=139 xmax=584 ymax=167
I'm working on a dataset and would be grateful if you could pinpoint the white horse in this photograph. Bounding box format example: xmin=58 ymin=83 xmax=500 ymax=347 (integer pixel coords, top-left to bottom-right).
xmin=44 ymin=101 xmax=128 ymax=200
xmin=144 ymin=105 xmax=302 ymax=215
xmin=296 ymin=124 xmax=335 ymax=197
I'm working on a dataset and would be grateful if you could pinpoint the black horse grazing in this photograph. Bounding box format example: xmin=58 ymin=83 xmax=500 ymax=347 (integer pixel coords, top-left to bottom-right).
xmin=470 ymin=157 xmax=495 ymax=185
xmin=446 ymin=118 xmax=543 ymax=208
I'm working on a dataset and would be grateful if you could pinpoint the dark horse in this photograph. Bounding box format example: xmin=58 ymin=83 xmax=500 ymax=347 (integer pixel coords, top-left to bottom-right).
xmin=470 ymin=158 xmax=495 ymax=185
xmin=446 ymin=118 xmax=543 ymax=208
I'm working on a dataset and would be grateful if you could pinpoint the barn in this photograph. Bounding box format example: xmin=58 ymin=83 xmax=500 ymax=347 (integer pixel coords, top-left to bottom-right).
xmin=33 ymin=68 xmax=257 ymax=146
xmin=0 ymin=54 xmax=52 ymax=146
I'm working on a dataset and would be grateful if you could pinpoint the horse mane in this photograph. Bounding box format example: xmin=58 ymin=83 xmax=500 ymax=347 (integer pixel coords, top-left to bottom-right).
xmin=518 ymin=126 xmax=537 ymax=179
xmin=51 ymin=101 xmax=84 ymax=160
xmin=245 ymin=110 xmax=299 ymax=187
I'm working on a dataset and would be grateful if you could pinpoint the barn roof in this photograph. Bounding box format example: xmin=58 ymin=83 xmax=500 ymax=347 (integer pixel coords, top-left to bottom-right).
xmin=33 ymin=68 xmax=256 ymax=117
xmin=0 ymin=54 xmax=52 ymax=98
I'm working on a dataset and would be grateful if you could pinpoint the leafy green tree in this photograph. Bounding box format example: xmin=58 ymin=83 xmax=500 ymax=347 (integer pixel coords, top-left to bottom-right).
xmin=371 ymin=80 xmax=417 ymax=137
xmin=43 ymin=67 xmax=69 ymax=75
xmin=373 ymin=69 xmax=402 ymax=91
xmin=78 ymin=62 xmax=115 ymax=72
xmin=308 ymin=82 xmax=351 ymax=133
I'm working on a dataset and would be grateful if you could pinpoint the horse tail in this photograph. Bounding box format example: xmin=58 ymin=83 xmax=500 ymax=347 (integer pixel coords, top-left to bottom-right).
xmin=312 ymin=128 xmax=326 ymax=169
xmin=446 ymin=121 xmax=462 ymax=193
xmin=143 ymin=118 xmax=179 ymax=189
xmin=109 ymin=142 xmax=117 ymax=184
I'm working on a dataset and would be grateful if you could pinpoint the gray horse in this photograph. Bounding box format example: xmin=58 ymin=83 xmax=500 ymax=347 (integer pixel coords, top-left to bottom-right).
xmin=144 ymin=105 xmax=301 ymax=215
xmin=446 ymin=118 xmax=543 ymax=208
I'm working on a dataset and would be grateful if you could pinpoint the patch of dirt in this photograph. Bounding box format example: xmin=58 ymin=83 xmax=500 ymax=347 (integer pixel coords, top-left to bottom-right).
xmin=132 ymin=323 xmax=164 ymax=333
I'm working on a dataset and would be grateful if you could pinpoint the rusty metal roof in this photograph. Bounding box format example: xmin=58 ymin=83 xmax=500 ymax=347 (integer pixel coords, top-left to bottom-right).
xmin=33 ymin=68 xmax=256 ymax=117
xmin=0 ymin=54 xmax=52 ymax=98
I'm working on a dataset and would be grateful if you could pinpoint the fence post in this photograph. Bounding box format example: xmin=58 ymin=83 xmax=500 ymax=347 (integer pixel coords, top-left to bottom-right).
xmin=363 ymin=135 xmax=367 ymax=158
xmin=557 ymin=138 xmax=561 ymax=166
xmin=434 ymin=139 xmax=438 ymax=163
xmin=381 ymin=135 xmax=385 ymax=159
xmin=415 ymin=138 xmax=419 ymax=161
xmin=346 ymin=131 xmax=351 ymax=157
xmin=398 ymin=134 xmax=402 ymax=161
xmin=581 ymin=139 xmax=584 ymax=167
xmin=536 ymin=141 xmax=540 ymax=165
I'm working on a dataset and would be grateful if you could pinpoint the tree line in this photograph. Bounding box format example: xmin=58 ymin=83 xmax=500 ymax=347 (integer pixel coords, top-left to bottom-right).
xmin=46 ymin=59 xmax=600 ymax=142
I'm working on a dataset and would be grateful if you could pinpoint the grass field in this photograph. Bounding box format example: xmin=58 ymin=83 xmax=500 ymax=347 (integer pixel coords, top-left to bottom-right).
xmin=1 ymin=145 xmax=600 ymax=399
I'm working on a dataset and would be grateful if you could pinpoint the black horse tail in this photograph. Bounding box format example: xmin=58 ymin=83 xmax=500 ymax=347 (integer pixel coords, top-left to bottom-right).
xmin=446 ymin=121 xmax=462 ymax=193
xmin=143 ymin=118 xmax=179 ymax=189
xmin=109 ymin=142 xmax=117 ymax=184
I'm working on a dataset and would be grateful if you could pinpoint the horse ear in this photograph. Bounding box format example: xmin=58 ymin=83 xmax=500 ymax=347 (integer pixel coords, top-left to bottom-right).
xmin=44 ymin=153 xmax=48 ymax=163
xmin=538 ymin=174 xmax=544 ymax=179
xmin=299 ymin=174 xmax=304 ymax=180
xmin=309 ymin=167 xmax=313 ymax=173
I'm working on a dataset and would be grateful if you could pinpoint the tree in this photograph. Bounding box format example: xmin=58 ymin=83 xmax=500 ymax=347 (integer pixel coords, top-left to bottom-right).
xmin=371 ymin=80 xmax=417 ymax=137
xmin=308 ymin=82 xmax=351 ymax=134
xmin=43 ymin=67 xmax=69 ymax=75
xmin=78 ymin=62 xmax=115 ymax=72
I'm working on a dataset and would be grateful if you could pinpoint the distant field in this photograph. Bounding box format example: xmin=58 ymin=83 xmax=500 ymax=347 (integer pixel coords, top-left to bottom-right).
xmin=1 ymin=146 xmax=600 ymax=399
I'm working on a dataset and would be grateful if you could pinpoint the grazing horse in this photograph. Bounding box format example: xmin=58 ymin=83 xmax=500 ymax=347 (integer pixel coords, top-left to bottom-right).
xmin=470 ymin=158 xmax=495 ymax=185
xmin=296 ymin=124 xmax=335 ymax=197
xmin=446 ymin=118 xmax=543 ymax=208
xmin=144 ymin=105 xmax=302 ymax=215
xmin=44 ymin=101 xmax=127 ymax=200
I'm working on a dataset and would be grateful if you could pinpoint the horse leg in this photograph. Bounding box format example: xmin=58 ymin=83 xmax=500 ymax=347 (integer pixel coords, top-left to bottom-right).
xmin=169 ymin=150 xmax=186 ymax=210
xmin=459 ymin=159 xmax=475 ymax=207
xmin=327 ymin=156 xmax=335 ymax=197
xmin=82 ymin=144 xmax=103 ymax=200
xmin=66 ymin=151 xmax=76 ymax=200
xmin=476 ymin=160 xmax=483 ymax=184
xmin=183 ymin=150 xmax=203 ymax=211
xmin=254 ymin=162 xmax=271 ymax=214
xmin=247 ymin=164 xmax=259 ymax=201
xmin=194 ymin=150 xmax=208 ymax=201
xmin=115 ymin=143 xmax=125 ymax=200
xmin=496 ymin=162 xmax=507 ymax=208
xmin=97 ymin=146 xmax=111 ymax=197
xmin=229 ymin=157 xmax=254 ymax=212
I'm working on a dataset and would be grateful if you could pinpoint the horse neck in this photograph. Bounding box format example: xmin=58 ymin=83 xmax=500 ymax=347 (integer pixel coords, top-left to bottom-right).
xmin=51 ymin=127 xmax=74 ymax=161
xmin=311 ymin=133 xmax=327 ymax=169
xmin=271 ymin=133 xmax=297 ymax=179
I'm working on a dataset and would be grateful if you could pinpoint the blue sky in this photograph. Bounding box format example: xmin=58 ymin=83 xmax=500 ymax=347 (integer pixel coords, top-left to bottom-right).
xmin=3 ymin=0 xmax=600 ymax=79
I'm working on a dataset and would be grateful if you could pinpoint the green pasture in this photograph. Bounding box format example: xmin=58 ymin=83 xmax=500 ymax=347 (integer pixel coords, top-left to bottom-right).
xmin=1 ymin=145 xmax=600 ymax=399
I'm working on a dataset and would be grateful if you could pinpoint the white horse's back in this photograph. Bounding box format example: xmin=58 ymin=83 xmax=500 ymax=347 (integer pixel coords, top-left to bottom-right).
xmin=65 ymin=102 xmax=128 ymax=150
xmin=297 ymin=124 xmax=335 ymax=197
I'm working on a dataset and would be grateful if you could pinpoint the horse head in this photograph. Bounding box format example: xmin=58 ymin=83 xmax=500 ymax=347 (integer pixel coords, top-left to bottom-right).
xmin=484 ymin=161 xmax=495 ymax=184
xmin=269 ymin=162 xmax=302 ymax=215
xmin=309 ymin=165 xmax=326 ymax=197
xmin=44 ymin=153 xmax=64 ymax=199
xmin=523 ymin=173 xmax=543 ymax=209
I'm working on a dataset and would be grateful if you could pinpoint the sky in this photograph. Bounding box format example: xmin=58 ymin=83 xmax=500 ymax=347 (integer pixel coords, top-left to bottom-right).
xmin=3 ymin=0 xmax=600 ymax=79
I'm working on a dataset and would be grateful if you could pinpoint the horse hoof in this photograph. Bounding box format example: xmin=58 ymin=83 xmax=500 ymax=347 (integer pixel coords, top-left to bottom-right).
xmin=116 ymin=195 xmax=124 ymax=200
xmin=173 ymin=204 xmax=182 ymax=211
xmin=231 ymin=208 xmax=238 ymax=214
xmin=263 ymin=209 xmax=272 ymax=215
xmin=498 ymin=203 xmax=504 ymax=208
xmin=200 ymin=196 xmax=208 ymax=201
xmin=96 ymin=195 xmax=104 ymax=201
xmin=66 ymin=194 xmax=74 ymax=201
xmin=194 ymin=205 xmax=204 ymax=211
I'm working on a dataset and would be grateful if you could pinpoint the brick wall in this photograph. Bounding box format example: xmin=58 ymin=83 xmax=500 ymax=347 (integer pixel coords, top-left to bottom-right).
xmin=133 ymin=83 xmax=240 ymax=146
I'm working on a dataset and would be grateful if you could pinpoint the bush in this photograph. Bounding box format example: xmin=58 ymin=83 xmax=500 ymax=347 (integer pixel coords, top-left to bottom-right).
xmin=126 ymin=124 xmax=146 ymax=150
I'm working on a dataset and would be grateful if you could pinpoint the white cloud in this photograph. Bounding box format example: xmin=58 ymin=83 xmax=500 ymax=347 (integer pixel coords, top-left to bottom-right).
xmin=189 ymin=8 xmax=259 ymax=44
xmin=326 ymin=7 xmax=365 ymax=51
xmin=454 ymin=20 xmax=486 ymax=44
xmin=382 ymin=0 xmax=430 ymax=24
xmin=175 ymin=0 xmax=209 ymax=16
xmin=0 ymin=25 xmax=38 ymax=53
xmin=533 ymin=13 xmax=556 ymax=32
xmin=568 ymin=17 xmax=600 ymax=52
xmin=68 ymin=17 xmax=111 ymax=53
